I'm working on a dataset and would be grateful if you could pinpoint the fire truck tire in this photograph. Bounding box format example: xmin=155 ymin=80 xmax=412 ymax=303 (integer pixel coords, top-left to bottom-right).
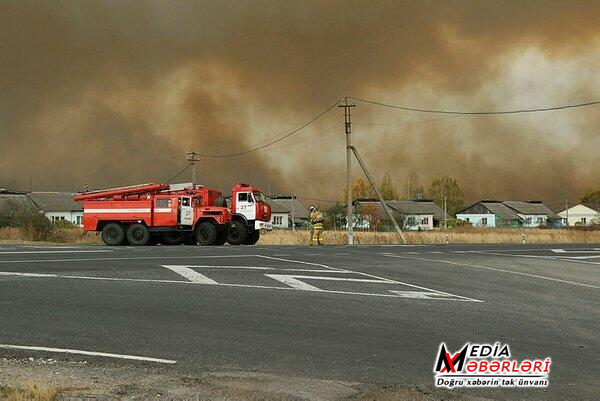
xmin=214 ymin=229 xmax=228 ymax=246
xmin=227 ymin=220 xmax=247 ymax=245
xmin=101 ymin=223 xmax=125 ymax=246
xmin=126 ymin=223 xmax=150 ymax=246
xmin=162 ymin=232 xmax=183 ymax=245
xmin=196 ymin=222 xmax=218 ymax=246
xmin=243 ymin=230 xmax=260 ymax=245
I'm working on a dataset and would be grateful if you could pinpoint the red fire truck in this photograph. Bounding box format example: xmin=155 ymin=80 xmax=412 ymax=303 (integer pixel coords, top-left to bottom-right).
xmin=74 ymin=182 xmax=272 ymax=246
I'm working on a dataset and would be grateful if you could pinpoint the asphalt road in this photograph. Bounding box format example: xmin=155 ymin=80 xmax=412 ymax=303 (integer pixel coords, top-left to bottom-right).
xmin=0 ymin=243 xmax=598 ymax=400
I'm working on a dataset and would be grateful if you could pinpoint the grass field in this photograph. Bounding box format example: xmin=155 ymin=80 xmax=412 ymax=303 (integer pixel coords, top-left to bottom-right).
xmin=2 ymin=226 xmax=599 ymax=245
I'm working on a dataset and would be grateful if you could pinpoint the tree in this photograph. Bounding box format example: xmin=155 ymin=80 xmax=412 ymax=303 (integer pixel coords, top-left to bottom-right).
xmin=323 ymin=202 xmax=346 ymax=230
xmin=360 ymin=204 xmax=383 ymax=230
xmin=342 ymin=176 xmax=376 ymax=201
xmin=429 ymin=175 xmax=464 ymax=217
xmin=580 ymin=188 xmax=600 ymax=204
xmin=379 ymin=174 xmax=399 ymax=200
xmin=406 ymin=183 xmax=425 ymax=200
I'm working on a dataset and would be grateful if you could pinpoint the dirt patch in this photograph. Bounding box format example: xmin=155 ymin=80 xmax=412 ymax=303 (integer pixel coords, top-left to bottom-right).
xmin=0 ymin=357 xmax=468 ymax=400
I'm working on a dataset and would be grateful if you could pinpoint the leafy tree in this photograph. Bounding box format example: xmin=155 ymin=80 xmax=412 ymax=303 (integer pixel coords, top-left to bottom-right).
xmin=342 ymin=176 xmax=376 ymax=201
xmin=379 ymin=174 xmax=399 ymax=200
xmin=580 ymin=188 xmax=600 ymax=204
xmin=360 ymin=204 xmax=383 ymax=230
xmin=406 ymin=183 xmax=425 ymax=200
xmin=323 ymin=202 xmax=347 ymax=230
xmin=429 ymin=175 xmax=464 ymax=216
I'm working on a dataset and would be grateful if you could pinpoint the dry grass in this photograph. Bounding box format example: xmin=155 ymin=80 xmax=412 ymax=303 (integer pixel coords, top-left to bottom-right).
xmin=0 ymin=381 xmax=85 ymax=401
xmin=259 ymin=227 xmax=600 ymax=245
xmin=2 ymin=226 xmax=599 ymax=246
xmin=0 ymin=227 xmax=101 ymax=245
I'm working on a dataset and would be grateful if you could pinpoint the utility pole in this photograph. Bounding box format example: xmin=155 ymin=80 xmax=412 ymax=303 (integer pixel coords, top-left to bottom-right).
xmin=291 ymin=193 xmax=296 ymax=231
xmin=350 ymin=145 xmax=407 ymax=244
xmin=565 ymin=199 xmax=569 ymax=227
xmin=339 ymin=97 xmax=356 ymax=245
xmin=186 ymin=151 xmax=200 ymax=187
xmin=444 ymin=195 xmax=448 ymax=229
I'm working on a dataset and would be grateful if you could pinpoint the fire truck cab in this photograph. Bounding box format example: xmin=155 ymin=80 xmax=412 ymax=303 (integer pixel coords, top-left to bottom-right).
xmin=227 ymin=183 xmax=272 ymax=245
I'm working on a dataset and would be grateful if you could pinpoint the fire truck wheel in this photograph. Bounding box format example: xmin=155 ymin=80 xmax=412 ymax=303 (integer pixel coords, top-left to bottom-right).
xmin=243 ymin=230 xmax=260 ymax=245
xmin=196 ymin=222 xmax=218 ymax=246
xmin=101 ymin=223 xmax=125 ymax=246
xmin=126 ymin=223 xmax=150 ymax=246
xmin=227 ymin=220 xmax=247 ymax=245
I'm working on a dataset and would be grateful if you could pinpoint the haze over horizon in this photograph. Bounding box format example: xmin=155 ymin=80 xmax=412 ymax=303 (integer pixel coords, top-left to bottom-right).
xmin=1 ymin=1 xmax=599 ymax=207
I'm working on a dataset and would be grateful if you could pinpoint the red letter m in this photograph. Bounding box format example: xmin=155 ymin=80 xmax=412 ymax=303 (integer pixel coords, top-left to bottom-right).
xmin=435 ymin=344 xmax=468 ymax=373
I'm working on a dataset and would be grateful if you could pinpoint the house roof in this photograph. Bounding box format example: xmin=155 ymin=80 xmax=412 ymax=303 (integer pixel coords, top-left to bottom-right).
xmin=503 ymin=201 xmax=559 ymax=219
xmin=267 ymin=197 xmax=310 ymax=219
xmin=27 ymin=192 xmax=82 ymax=212
xmin=0 ymin=193 xmax=37 ymax=213
xmin=481 ymin=202 xmax=523 ymax=221
xmin=354 ymin=199 xmax=447 ymax=221
xmin=581 ymin=203 xmax=600 ymax=212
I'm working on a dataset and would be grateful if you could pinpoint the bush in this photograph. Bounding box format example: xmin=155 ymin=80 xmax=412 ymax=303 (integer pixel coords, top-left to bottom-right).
xmin=0 ymin=206 xmax=53 ymax=241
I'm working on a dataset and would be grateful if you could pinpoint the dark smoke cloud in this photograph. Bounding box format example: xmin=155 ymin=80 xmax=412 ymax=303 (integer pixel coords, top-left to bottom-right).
xmin=1 ymin=1 xmax=599 ymax=206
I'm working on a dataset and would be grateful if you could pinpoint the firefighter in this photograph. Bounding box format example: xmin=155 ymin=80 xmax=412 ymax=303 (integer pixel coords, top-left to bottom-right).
xmin=309 ymin=205 xmax=324 ymax=245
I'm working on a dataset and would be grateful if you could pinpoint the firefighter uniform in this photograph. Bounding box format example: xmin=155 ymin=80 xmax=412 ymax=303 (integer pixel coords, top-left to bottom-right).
xmin=309 ymin=207 xmax=324 ymax=245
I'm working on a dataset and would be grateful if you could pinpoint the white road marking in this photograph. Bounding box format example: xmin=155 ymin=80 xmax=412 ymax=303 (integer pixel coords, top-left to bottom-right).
xmin=0 ymin=344 xmax=176 ymax=364
xmin=551 ymin=248 xmax=600 ymax=253
xmin=389 ymin=290 xmax=467 ymax=300
xmin=384 ymin=253 xmax=599 ymax=289
xmin=0 ymin=250 xmax=112 ymax=254
xmin=0 ymin=268 xmax=480 ymax=301
xmin=0 ymin=254 xmax=258 ymax=264
xmin=161 ymin=265 xmax=352 ymax=273
xmin=257 ymin=255 xmax=335 ymax=270
xmin=162 ymin=266 xmax=218 ymax=284
xmin=264 ymin=275 xmax=322 ymax=291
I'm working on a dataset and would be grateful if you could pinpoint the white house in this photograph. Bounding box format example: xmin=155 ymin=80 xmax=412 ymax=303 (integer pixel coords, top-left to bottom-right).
xmin=457 ymin=200 xmax=561 ymax=228
xmin=267 ymin=196 xmax=310 ymax=228
xmin=27 ymin=192 xmax=84 ymax=226
xmin=353 ymin=199 xmax=447 ymax=230
xmin=558 ymin=203 xmax=600 ymax=226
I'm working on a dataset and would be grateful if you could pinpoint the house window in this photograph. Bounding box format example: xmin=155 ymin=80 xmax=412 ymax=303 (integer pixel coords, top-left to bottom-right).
xmin=420 ymin=217 xmax=429 ymax=225
xmin=581 ymin=217 xmax=587 ymax=224
xmin=76 ymin=215 xmax=82 ymax=225
xmin=273 ymin=216 xmax=283 ymax=225
xmin=406 ymin=217 xmax=416 ymax=226
xmin=481 ymin=217 xmax=488 ymax=225
xmin=526 ymin=217 xmax=532 ymax=224
xmin=536 ymin=217 xmax=543 ymax=224
xmin=465 ymin=218 xmax=470 ymax=223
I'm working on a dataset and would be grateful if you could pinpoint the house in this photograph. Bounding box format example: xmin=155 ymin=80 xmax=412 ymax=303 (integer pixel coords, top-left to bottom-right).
xmin=267 ymin=195 xmax=310 ymax=228
xmin=456 ymin=200 xmax=560 ymax=228
xmin=557 ymin=203 xmax=600 ymax=226
xmin=0 ymin=189 xmax=37 ymax=213
xmin=27 ymin=192 xmax=84 ymax=226
xmin=352 ymin=198 xmax=447 ymax=230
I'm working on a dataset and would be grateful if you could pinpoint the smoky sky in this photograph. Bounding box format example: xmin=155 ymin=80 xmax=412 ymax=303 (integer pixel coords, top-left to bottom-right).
xmin=1 ymin=1 xmax=599 ymax=208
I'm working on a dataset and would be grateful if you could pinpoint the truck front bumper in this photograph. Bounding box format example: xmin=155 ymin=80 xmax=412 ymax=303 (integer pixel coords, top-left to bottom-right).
xmin=254 ymin=220 xmax=273 ymax=231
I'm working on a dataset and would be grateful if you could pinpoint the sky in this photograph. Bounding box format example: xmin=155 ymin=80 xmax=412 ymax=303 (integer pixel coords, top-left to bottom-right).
xmin=1 ymin=1 xmax=599 ymax=209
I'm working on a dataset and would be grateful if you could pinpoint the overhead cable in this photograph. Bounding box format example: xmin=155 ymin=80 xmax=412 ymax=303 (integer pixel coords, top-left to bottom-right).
xmin=349 ymin=96 xmax=600 ymax=115
xmin=196 ymin=99 xmax=342 ymax=158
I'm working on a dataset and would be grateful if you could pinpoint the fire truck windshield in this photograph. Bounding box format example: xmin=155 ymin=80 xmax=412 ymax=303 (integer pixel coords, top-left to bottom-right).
xmin=253 ymin=191 xmax=266 ymax=203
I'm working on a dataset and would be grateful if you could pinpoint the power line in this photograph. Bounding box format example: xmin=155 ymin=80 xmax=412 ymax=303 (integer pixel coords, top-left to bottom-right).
xmin=355 ymin=115 xmax=461 ymax=126
xmin=195 ymin=99 xmax=342 ymax=158
xmin=166 ymin=162 xmax=192 ymax=183
xmin=349 ymin=96 xmax=600 ymax=115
